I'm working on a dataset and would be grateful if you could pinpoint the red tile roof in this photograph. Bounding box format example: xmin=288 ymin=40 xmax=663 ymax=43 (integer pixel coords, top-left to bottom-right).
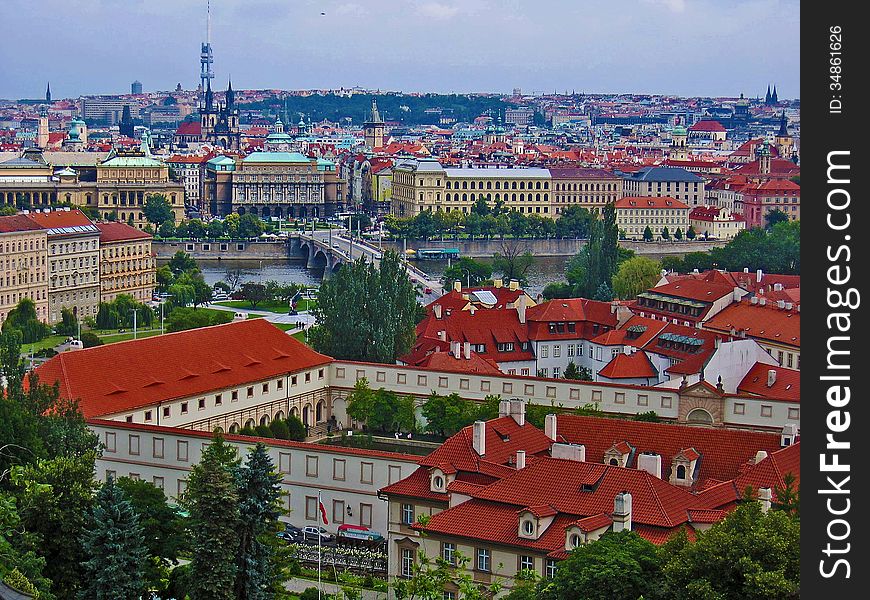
xmin=572 ymin=513 xmax=612 ymax=532
xmin=410 ymin=349 xmax=503 ymax=376
xmin=23 ymin=209 xmax=95 ymax=231
xmin=598 ymin=352 xmax=658 ymax=379
xmin=737 ymin=363 xmax=800 ymax=401
xmin=0 ymin=214 xmax=43 ymax=233
xmin=175 ymin=121 xmax=202 ymax=136
xmin=553 ymin=414 xmax=783 ymax=489
xmin=703 ymin=300 xmax=800 ymax=348
xmin=379 ymin=467 xmax=448 ymax=502
xmin=34 ymin=320 xmax=332 ymax=418
xmin=614 ymin=196 xmax=689 ymax=210
xmin=688 ymin=120 xmax=726 ymax=132
xmin=645 ymin=279 xmax=735 ymax=303
xmin=97 ymin=222 xmax=153 ymax=243
xmin=733 ymin=442 xmax=800 ymax=499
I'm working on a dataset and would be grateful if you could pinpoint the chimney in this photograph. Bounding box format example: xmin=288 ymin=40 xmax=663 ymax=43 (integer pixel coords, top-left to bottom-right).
xmin=516 ymin=450 xmax=526 ymax=470
xmin=756 ymin=268 xmax=763 ymax=283
xmin=660 ymin=269 xmax=667 ymax=278
xmin=498 ymin=400 xmax=511 ymax=418
xmin=612 ymin=492 xmax=632 ymax=532
xmin=781 ymin=424 xmax=798 ymax=447
xmin=750 ymin=296 xmax=758 ymax=304
xmin=509 ymin=399 xmax=526 ymax=426
xmin=692 ymin=268 xmax=699 ymax=274
xmin=434 ymin=304 xmax=443 ymax=319
xmin=776 ymin=299 xmax=785 ymax=309
xmin=767 ymin=369 xmax=777 ymax=387
xmin=785 ymin=302 xmax=793 ymax=310
xmin=469 ymin=305 xmax=476 ymax=316
xmin=637 ymin=453 xmax=662 ymax=479
xmin=544 ymin=413 xmax=557 ymax=441
xmin=494 ymin=278 xmax=503 ymax=288
xmin=759 ymin=298 xmax=766 ymax=306
xmin=463 ymin=341 xmax=471 ymax=360
xmin=774 ymin=283 xmax=783 ymax=291
xmin=758 ymin=487 xmax=772 ymax=513
xmin=516 ymin=294 xmax=527 ymax=324
xmin=743 ymin=267 xmax=749 ymax=273
xmin=453 ymin=281 xmax=462 ymax=292
xmin=755 ymin=449 xmax=769 ymax=464
xmin=509 ymin=279 xmax=519 ymax=291
xmin=733 ymin=287 xmax=743 ymax=301
xmin=472 ymin=421 xmax=486 ymax=456
xmin=551 ymin=443 xmax=585 ymax=462
xmin=437 ymin=330 xmax=447 ymax=342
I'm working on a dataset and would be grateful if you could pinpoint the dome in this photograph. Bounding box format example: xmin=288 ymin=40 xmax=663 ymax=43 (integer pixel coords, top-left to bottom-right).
xmin=672 ymin=125 xmax=687 ymax=136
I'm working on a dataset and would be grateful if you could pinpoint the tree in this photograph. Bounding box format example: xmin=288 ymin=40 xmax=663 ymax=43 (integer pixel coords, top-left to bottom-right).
xmin=563 ymin=361 xmax=592 ymax=381
xmin=158 ymin=220 xmax=176 ymax=238
xmin=656 ymin=501 xmax=799 ymax=599
xmin=12 ymin=454 xmax=98 ymax=599
xmin=81 ymin=331 xmax=103 ymax=348
xmin=643 ymin=226 xmax=654 ymax=242
xmin=492 ymin=240 xmax=535 ymax=286
xmin=240 ymin=282 xmax=268 ymax=309
xmin=1 ymin=298 xmax=51 ymax=343
xmin=224 ymin=268 xmax=245 ymax=292
xmin=674 ymin=227 xmax=683 ymax=241
xmin=115 ymin=477 xmax=186 ymax=596
xmin=207 ymin=219 xmax=226 ymax=239
xmin=186 ymin=219 xmax=206 ymax=240
xmin=224 ymin=213 xmax=241 ymax=238
xmin=612 ymin=256 xmax=662 ymax=300
xmin=661 ymin=226 xmax=670 ymax=241
xmin=168 ymin=250 xmax=198 ymax=276
xmin=593 ymin=281 xmax=613 ymax=302
xmin=234 ymin=443 xmax=283 ymax=600
xmin=184 ymin=432 xmax=241 ymax=600
xmin=765 ymin=209 xmax=790 ymax=229
xmin=143 ymin=194 xmax=174 ymax=228
xmin=772 ymin=472 xmax=800 ymax=518
xmin=176 ymin=271 xmax=213 ymax=308
xmin=56 ymin=307 xmax=79 ymax=337
xmin=345 ymin=379 xmax=416 ymax=432
xmin=555 ymin=205 xmax=593 ymax=239
xmin=686 ymin=225 xmax=696 ymax=240
xmin=78 ymin=478 xmax=147 ymax=599
xmin=542 ymin=282 xmax=574 ymax=300
xmin=443 ymin=257 xmax=492 ymax=288
xmin=165 ymin=307 xmax=232 ymax=333
xmin=540 ymin=530 xmax=662 ymax=600
xmin=309 ymin=251 xmax=418 ymax=363
xmin=156 ymin=265 xmax=174 ymax=292
xmin=421 ymin=392 xmax=479 ymax=437
xmin=238 ymin=214 xmax=265 ymax=239
xmin=0 ymin=494 xmax=54 ymax=600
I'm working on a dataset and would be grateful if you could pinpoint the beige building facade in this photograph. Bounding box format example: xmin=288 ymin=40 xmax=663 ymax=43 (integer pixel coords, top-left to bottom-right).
xmin=97 ymin=222 xmax=156 ymax=303
xmin=614 ymin=196 xmax=690 ymax=240
xmin=0 ymin=215 xmax=49 ymax=326
xmin=549 ymin=167 xmax=623 ymax=216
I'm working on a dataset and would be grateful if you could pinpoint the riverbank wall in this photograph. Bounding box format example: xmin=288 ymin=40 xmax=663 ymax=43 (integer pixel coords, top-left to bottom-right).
xmin=382 ymin=238 xmax=727 ymax=258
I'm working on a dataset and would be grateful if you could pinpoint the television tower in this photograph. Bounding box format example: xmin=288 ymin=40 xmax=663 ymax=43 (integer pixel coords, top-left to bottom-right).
xmin=200 ymin=0 xmax=214 ymax=95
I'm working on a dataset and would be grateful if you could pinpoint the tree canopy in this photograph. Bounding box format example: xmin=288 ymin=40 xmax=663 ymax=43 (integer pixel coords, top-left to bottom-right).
xmin=143 ymin=194 xmax=174 ymax=227
xmin=611 ymin=256 xmax=663 ymax=300
xmin=309 ymin=251 xmax=419 ymax=363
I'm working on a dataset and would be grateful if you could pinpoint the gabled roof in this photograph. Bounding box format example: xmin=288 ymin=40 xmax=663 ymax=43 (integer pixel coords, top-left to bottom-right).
xmin=737 ymin=363 xmax=800 ymax=401
xmin=554 ymin=414 xmax=783 ymax=489
xmin=0 ymin=214 xmax=44 ymax=233
xmin=614 ymin=196 xmax=689 ymax=210
xmin=412 ymin=350 xmax=502 ymax=376
xmin=175 ymin=121 xmax=202 ymax=136
xmin=703 ymin=300 xmax=800 ymax=347
xmin=642 ymin=279 xmax=735 ymax=303
xmin=33 ymin=320 xmax=332 ymax=418
xmin=97 ymin=222 xmax=153 ymax=243
xmin=688 ymin=120 xmax=726 ymax=132
xmin=598 ymin=352 xmax=658 ymax=380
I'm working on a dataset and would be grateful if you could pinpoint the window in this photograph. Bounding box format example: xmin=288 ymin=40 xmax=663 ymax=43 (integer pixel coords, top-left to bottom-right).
xmin=129 ymin=434 xmax=140 ymax=456
xmin=177 ymin=440 xmax=189 ymax=462
xmin=153 ymin=476 xmax=164 ymax=490
xmin=401 ymin=548 xmax=414 ymax=578
xmin=638 ymin=394 xmax=648 ymax=407
xmin=305 ymin=372 xmax=311 ymax=383
xmin=214 ymin=394 xmax=222 ymax=406
xmin=389 ymin=465 xmax=402 ymax=484
xmin=570 ymin=533 xmax=582 ymax=548
xmin=661 ymin=396 xmax=673 ymax=409
xmin=247 ymin=386 xmax=254 ymax=398
xmin=144 ymin=410 xmax=152 ymax=422
xmin=397 ymin=373 xmax=407 ymax=385
xmin=615 ymin=392 xmax=625 ymax=404
xmin=153 ymin=437 xmax=164 ymax=459
xmin=503 ymin=382 xmax=513 ymax=394
xmin=306 ymin=455 xmax=319 ymax=477
xmin=439 ymin=376 xmax=448 ymax=388
xmin=522 ymin=520 xmax=534 ymax=535
xmin=360 ymin=503 xmax=372 ymax=527
xmin=319 ymin=368 xmax=325 ymax=379
xmin=734 ymin=403 xmax=745 ymax=415
xmin=476 ymin=548 xmax=491 ymax=572
xmin=305 ymin=496 xmax=318 ymax=521
xmin=761 ymin=405 xmax=773 ymax=418
xmin=198 ymin=398 xmax=205 ymax=410
xmin=333 ymin=500 xmax=345 ymax=524
xmin=291 ymin=376 xmax=298 ymax=386
xmin=106 ymin=469 xmax=117 ymax=481
xmin=788 ymin=407 xmax=800 ymax=420
xmin=163 ymin=406 xmax=170 ymax=418
xmin=541 ymin=345 xmax=548 ymax=358
xmin=519 ymin=555 xmax=534 ymax=572
xmin=232 ymin=390 xmax=239 ymax=401
xmin=262 ymin=383 xmax=269 ymax=394
xmin=676 ymin=465 xmax=687 ymax=480
xmin=442 ymin=542 xmax=456 ymax=565
xmin=177 ymin=479 xmax=188 ymax=497
xmin=524 ymin=384 xmax=535 ymax=395
xmin=360 ymin=462 xmax=374 ymax=484
xmin=553 ymin=345 xmax=561 ymax=358
xmin=181 ymin=402 xmax=188 ymax=414
xmin=276 ymin=379 xmax=283 ymax=390
xmin=417 ymin=375 xmax=427 ymax=386
xmin=105 ymin=432 xmax=116 ymax=452
xmin=333 ymin=459 xmax=346 ymax=481
xmin=402 ymin=503 xmax=415 ymax=525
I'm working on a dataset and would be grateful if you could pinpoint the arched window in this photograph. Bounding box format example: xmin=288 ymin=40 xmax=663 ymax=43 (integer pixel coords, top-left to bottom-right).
xmin=609 ymin=458 xmax=619 ymax=466
xmin=676 ymin=465 xmax=687 ymax=480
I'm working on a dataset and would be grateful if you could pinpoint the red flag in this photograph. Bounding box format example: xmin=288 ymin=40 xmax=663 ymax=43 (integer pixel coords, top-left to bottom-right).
xmin=319 ymin=499 xmax=329 ymax=525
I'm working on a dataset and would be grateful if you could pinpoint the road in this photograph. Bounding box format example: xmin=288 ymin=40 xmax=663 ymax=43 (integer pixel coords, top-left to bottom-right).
xmin=206 ymin=303 xmax=315 ymax=328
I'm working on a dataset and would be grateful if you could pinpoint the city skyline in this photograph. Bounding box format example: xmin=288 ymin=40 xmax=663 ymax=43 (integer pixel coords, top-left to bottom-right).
xmin=0 ymin=0 xmax=800 ymax=100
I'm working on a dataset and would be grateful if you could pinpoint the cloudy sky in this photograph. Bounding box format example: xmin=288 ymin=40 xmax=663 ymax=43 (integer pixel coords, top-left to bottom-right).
xmin=0 ymin=0 xmax=799 ymax=99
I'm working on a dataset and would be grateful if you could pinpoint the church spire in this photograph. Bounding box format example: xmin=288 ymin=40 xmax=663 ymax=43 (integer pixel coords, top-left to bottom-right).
xmin=205 ymin=79 xmax=214 ymax=110
xmin=765 ymin=85 xmax=771 ymax=104
xmin=226 ymin=77 xmax=235 ymax=109
xmin=778 ymin=111 xmax=788 ymax=136
xmin=45 ymin=82 xmax=51 ymax=103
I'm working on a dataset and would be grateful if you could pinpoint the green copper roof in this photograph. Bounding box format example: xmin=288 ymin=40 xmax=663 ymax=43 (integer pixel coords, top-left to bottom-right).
xmin=243 ymin=151 xmax=311 ymax=163
xmin=207 ymin=155 xmax=236 ymax=165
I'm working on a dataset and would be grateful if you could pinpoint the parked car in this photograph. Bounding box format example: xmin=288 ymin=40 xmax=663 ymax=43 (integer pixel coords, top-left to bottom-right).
xmin=302 ymin=526 xmax=334 ymax=543
xmin=277 ymin=524 xmax=305 ymax=542
xmin=212 ymin=291 xmax=229 ymax=301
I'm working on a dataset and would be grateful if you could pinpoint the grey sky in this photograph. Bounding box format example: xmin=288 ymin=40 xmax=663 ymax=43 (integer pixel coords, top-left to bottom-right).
xmin=0 ymin=0 xmax=799 ymax=99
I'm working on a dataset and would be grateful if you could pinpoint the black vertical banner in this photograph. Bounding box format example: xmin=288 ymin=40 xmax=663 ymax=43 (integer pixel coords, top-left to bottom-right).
xmin=802 ymin=2 xmax=867 ymax=596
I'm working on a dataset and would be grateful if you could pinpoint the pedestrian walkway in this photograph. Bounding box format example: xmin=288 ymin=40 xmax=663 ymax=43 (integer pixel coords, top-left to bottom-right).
xmin=284 ymin=577 xmax=387 ymax=599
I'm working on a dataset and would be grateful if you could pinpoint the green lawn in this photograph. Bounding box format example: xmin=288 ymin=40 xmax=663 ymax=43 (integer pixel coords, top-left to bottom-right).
xmin=271 ymin=323 xmax=295 ymax=332
xmin=22 ymin=335 xmax=67 ymax=353
xmin=291 ymin=331 xmax=307 ymax=343
xmin=98 ymin=330 xmax=162 ymax=344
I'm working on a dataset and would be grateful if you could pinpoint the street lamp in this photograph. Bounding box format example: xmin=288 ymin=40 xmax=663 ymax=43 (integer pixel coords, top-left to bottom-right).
xmin=159 ymin=294 xmax=173 ymax=335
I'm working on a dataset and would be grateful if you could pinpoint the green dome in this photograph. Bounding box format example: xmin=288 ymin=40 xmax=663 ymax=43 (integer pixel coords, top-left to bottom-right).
xmin=672 ymin=126 xmax=687 ymax=136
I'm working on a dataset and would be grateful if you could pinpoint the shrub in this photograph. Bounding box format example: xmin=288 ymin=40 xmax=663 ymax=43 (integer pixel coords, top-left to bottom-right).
xmin=81 ymin=331 xmax=104 ymax=348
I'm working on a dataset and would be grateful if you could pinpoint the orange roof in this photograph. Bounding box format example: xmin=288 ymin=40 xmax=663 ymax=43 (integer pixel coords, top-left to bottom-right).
xmin=24 ymin=208 xmax=95 ymax=231
xmin=645 ymin=279 xmax=735 ymax=303
xmin=614 ymin=196 xmax=690 ymax=210
xmin=597 ymin=352 xmax=658 ymax=379
xmin=413 ymin=350 xmax=502 ymax=376
xmin=688 ymin=120 xmax=726 ymax=132
xmin=737 ymin=363 xmax=800 ymax=401
xmin=703 ymin=300 xmax=800 ymax=347
xmin=34 ymin=320 xmax=332 ymax=418
xmin=97 ymin=222 xmax=153 ymax=243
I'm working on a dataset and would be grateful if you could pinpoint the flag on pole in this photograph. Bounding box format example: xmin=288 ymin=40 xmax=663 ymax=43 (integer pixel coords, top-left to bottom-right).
xmin=319 ymin=495 xmax=329 ymax=525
